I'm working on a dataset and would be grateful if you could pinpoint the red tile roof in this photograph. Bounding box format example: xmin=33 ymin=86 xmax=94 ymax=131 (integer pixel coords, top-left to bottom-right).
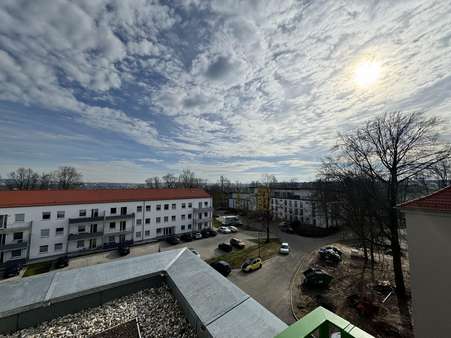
xmin=400 ymin=185 xmax=451 ymax=213
xmin=0 ymin=188 xmax=211 ymax=208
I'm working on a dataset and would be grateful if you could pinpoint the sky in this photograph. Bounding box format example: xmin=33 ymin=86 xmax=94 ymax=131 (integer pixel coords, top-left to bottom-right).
xmin=1 ymin=0 xmax=451 ymax=183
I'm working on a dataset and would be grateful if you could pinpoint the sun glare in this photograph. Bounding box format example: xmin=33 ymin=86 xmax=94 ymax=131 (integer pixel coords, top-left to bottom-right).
xmin=354 ymin=60 xmax=381 ymax=87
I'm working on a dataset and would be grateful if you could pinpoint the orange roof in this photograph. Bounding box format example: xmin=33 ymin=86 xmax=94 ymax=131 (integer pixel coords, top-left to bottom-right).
xmin=400 ymin=185 xmax=451 ymax=213
xmin=0 ymin=188 xmax=211 ymax=208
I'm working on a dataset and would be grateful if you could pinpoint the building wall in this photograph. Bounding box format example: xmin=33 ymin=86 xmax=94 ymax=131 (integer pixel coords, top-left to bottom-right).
xmin=405 ymin=210 xmax=451 ymax=338
xmin=0 ymin=196 xmax=212 ymax=264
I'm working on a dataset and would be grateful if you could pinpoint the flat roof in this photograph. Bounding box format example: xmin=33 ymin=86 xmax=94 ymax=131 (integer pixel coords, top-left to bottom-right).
xmin=399 ymin=185 xmax=451 ymax=213
xmin=0 ymin=188 xmax=210 ymax=208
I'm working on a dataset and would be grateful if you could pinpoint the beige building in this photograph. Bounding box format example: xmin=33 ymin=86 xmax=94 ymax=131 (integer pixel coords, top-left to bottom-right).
xmin=400 ymin=185 xmax=451 ymax=338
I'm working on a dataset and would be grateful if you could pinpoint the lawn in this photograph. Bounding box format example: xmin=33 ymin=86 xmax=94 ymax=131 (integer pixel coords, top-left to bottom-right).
xmin=207 ymin=238 xmax=281 ymax=269
xmin=23 ymin=261 xmax=53 ymax=277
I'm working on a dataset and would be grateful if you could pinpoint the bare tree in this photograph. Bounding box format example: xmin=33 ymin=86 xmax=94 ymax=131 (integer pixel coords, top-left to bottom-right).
xmin=7 ymin=168 xmax=39 ymax=190
xmin=332 ymin=111 xmax=451 ymax=300
xmin=162 ymin=173 xmax=177 ymax=188
xmin=145 ymin=176 xmax=161 ymax=189
xmin=430 ymin=158 xmax=450 ymax=188
xmin=39 ymin=172 xmax=55 ymax=190
xmin=55 ymin=166 xmax=82 ymax=189
xmin=259 ymin=174 xmax=277 ymax=242
xmin=179 ymin=169 xmax=198 ymax=188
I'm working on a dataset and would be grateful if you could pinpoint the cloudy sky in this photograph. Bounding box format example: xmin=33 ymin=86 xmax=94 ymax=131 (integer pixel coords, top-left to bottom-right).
xmin=1 ymin=0 xmax=450 ymax=183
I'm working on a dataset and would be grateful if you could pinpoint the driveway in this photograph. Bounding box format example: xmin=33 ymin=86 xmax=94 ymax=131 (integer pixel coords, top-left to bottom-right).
xmin=229 ymin=229 xmax=341 ymax=324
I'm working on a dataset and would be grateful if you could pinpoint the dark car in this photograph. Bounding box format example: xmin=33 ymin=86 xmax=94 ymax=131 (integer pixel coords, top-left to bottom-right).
xmin=180 ymin=233 xmax=193 ymax=242
xmin=201 ymin=228 xmax=217 ymax=238
xmin=323 ymin=246 xmax=343 ymax=257
xmin=218 ymin=242 xmax=233 ymax=252
xmin=55 ymin=256 xmax=69 ymax=268
xmin=303 ymin=267 xmax=333 ymax=288
xmin=210 ymin=260 xmax=231 ymax=277
xmin=319 ymin=248 xmax=341 ymax=263
xmin=3 ymin=262 xmax=22 ymax=278
xmin=118 ymin=245 xmax=130 ymax=256
xmin=166 ymin=236 xmax=180 ymax=245
xmin=229 ymin=238 xmax=245 ymax=249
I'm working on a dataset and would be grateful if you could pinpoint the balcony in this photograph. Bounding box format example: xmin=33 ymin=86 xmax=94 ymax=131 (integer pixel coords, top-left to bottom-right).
xmin=193 ymin=207 xmax=214 ymax=213
xmin=104 ymin=229 xmax=133 ymax=236
xmin=68 ymin=232 xmax=104 ymax=240
xmin=0 ymin=222 xmax=32 ymax=234
xmin=0 ymin=241 xmax=28 ymax=252
xmin=69 ymin=213 xmax=135 ymax=224
xmin=275 ymin=306 xmax=374 ymax=338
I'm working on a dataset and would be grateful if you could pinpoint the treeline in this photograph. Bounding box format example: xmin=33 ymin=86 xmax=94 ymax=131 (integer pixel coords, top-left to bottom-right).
xmin=4 ymin=166 xmax=83 ymax=190
xmin=145 ymin=169 xmax=207 ymax=189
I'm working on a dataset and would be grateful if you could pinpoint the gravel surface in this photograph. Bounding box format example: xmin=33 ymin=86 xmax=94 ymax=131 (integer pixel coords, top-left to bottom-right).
xmin=2 ymin=285 xmax=196 ymax=338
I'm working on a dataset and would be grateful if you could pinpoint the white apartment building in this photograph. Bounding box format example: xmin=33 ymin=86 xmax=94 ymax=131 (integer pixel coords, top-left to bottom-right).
xmin=0 ymin=188 xmax=212 ymax=264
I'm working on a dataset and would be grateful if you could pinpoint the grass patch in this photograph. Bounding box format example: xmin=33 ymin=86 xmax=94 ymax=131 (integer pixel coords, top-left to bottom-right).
xmin=23 ymin=261 xmax=52 ymax=277
xmin=207 ymin=238 xmax=281 ymax=269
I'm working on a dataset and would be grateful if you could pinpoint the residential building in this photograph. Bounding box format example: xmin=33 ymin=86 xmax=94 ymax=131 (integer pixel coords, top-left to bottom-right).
xmin=400 ymin=185 xmax=451 ymax=338
xmin=0 ymin=188 xmax=212 ymax=264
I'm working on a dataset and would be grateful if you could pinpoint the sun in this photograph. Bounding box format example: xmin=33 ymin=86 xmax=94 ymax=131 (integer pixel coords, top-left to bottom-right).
xmin=353 ymin=60 xmax=381 ymax=87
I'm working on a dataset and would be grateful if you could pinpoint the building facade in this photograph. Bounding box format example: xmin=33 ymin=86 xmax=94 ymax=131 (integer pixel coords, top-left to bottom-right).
xmin=0 ymin=188 xmax=212 ymax=264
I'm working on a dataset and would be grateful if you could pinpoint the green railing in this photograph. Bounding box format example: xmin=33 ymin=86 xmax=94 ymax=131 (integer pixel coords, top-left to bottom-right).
xmin=275 ymin=307 xmax=374 ymax=338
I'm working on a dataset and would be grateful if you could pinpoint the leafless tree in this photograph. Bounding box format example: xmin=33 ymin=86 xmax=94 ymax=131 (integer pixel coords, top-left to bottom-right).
xmin=162 ymin=173 xmax=178 ymax=188
xmin=39 ymin=172 xmax=55 ymax=190
xmin=329 ymin=111 xmax=451 ymax=300
xmin=179 ymin=169 xmax=199 ymax=188
xmin=259 ymin=174 xmax=277 ymax=242
xmin=7 ymin=168 xmax=40 ymax=190
xmin=55 ymin=166 xmax=82 ymax=189
xmin=145 ymin=176 xmax=161 ymax=189
xmin=430 ymin=158 xmax=450 ymax=188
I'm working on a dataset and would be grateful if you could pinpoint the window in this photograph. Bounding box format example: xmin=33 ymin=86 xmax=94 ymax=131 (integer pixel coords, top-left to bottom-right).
xmin=156 ymin=228 xmax=162 ymax=234
xmin=156 ymin=204 xmax=161 ymax=211
xmin=42 ymin=212 xmax=51 ymax=220
xmin=54 ymin=243 xmax=63 ymax=251
xmin=78 ymin=225 xmax=86 ymax=233
xmin=188 ymin=214 xmax=192 ymax=219
xmin=79 ymin=209 xmax=86 ymax=217
xmin=13 ymin=232 xmax=23 ymax=240
xmin=0 ymin=215 xmax=7 ymax=226
xmin=146 ymin=205 xmax=151 ymax=212
xmin=109 ymin=222 xmax=116 ymax=229
xmin=171 ymin=215 xmax=176 ymax=221
xmin=145 ymin=230 xmax=150 ymax=237
xmin=164 ymin=216 xmax=168 ymax=223
xmin=136 ymin=219 xmax=142 ymax=225
xmin=182 ymin=203 xmax=186 ymax=209
xmin=56 ymin=227 xmax=64 ymax=236
xmin=164 ymin=204 xmax=169 ymax=210
xmin=76 ymin=240 xmax=84 ymax=248
xmin=156 ymin=217 xmax=161 ymax=223
xmin=181 ymin=214 xmax=186 ymax=220
xmin=204 ymin=212 xmax=208 ymax=217
xmin=40 ymin=229 xmax=50 ymax=237
xmin=136 ymin=231 xmax=141 ymax=238
xmin=137 ymin=206 xmax=142 ymax=212
xmin=172 ymin=203 xmax=176 ymax=209
xmin=204 ymin=201 xmax=208 ymax=207
xmin=11 ymin=249 xmax=22 ymax=257
xmin=39 ymin=245 xmax=48 ymax=253
xmin=188 ymin=224 xmax=191 ymax=229
xmin=57 ymin=211 xmax=65 ymax=219
xmin=120 ymin=207 xmax=127 ymax=215
xmin=181 ymin=225 xmax=185 ymax=230
xmin=110 ymin=207 xmax=117 ymax=214
xmin=120 ymin=221 xmax=126 ymax=231
xmin=109 ymin=236 xmax=115 ymax=243
xmin=145 ymin=218 xmax=150 ymax=224
xmin=15 ymin=213 xmax=25 ymax=222
xmin=188 ymin=202 xmax=192 ymax=208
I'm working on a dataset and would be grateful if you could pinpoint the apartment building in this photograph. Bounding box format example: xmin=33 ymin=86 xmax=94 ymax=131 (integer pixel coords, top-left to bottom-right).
xmin=0 ymin=188 xmax=212 ymax=264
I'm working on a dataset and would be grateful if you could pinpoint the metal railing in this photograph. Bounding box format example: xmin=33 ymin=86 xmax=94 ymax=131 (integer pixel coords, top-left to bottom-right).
xmin=68 ymin=213 xmax=135 ymax=224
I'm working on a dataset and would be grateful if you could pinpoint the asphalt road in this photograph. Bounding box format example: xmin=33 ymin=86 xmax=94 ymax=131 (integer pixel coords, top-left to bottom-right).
xmin=229 ymin=228 xmax=341 ymax=324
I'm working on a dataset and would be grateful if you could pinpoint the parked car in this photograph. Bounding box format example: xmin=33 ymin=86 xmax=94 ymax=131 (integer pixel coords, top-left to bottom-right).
xmin=201 ymin=228 xmax=217 ymax=237
xmin=218 ymin=226 xmax=232 ymax=234
xmin=241 ymin=257 xmax=262 ymax=272
xmin=303 ymin=266 xmax=333 ymax=287
xmin=279 ymin=242 xmax=290 ymax=255
xmin=210 ymin=261 xmax=231 ymax=277
xmin=193 ymin=232 xmax=202 ymax=240
xmin=208 ymin=229 xmax=218 ymax=237
xmin=3 ymin=261 xmax=22 ymax=278
xmin=228 ymin=225 xmax=238 ymax=233
xmin=319 ymin=247 xmax=341 ymax=263
xmin=55 ymin=255 xmax=69 ymax=268
xmin=188 ymin=248 xmax=201 ymax=257
xmin=180 ymin=233 xmax=193 ymax=242
xmin=166 ymin=236 xmax=180 ymax=245
xmin=118 ymin=245 xmax=130 ymax=256
xmin=230 ymin=237 xmax=245 ymax=249
xmin=218 ymin=242 xmax=233 ymax=252
xmin=323 ymin=246 xmax=343 ymax=257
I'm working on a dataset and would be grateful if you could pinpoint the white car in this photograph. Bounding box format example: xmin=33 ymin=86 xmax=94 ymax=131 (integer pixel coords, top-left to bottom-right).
xmin=218 ymin=226 xmax=232 ymax=234
xmin=279 ymin=242 xmax=290 ymax=255
xmin=228 ymin=225 xmax=238 ymax=233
